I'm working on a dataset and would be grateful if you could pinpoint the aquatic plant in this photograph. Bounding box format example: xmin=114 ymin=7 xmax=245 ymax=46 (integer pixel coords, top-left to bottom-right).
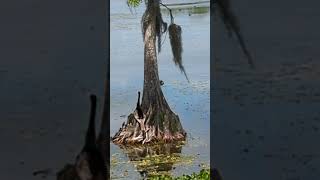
xmin=149 ymin=169 xmax=210 ymax=180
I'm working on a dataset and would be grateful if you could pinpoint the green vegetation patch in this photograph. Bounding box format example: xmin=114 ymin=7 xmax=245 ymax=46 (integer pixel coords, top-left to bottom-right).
xmin=127 ymin=0 xmax=143 ymax=7
xmin=149 ymin=169 xmax=210 ymax=180
xmin=133 ymin=153 xmax=194 ymax=166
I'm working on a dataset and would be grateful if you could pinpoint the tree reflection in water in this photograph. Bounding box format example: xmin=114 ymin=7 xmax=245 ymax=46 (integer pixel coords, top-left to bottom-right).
xmin=116 ymin=142 xmax=188 ymax=178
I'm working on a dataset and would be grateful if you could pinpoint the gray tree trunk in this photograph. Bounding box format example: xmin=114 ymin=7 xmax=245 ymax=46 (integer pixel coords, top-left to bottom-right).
xmin=112 ymin=0 xmax=186 ymax=145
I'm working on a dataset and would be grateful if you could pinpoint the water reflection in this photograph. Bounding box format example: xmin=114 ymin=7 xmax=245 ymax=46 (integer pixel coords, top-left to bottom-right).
xmin=110 ymin=0 xmax=210 ymax=178
xmin=115 ymin=143 xmax=190 ymax=178
xmin=161 ymin=3 xmax=210 ymax=16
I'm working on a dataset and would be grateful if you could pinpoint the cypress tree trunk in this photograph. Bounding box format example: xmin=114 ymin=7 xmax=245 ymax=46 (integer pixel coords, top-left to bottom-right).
xmin=112 ymin=0 xmax=186 ymax=145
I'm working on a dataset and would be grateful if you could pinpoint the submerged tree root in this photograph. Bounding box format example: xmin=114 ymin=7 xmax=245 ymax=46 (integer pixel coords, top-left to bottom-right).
xmin=112 ymin=107 xmax=186 ymax=145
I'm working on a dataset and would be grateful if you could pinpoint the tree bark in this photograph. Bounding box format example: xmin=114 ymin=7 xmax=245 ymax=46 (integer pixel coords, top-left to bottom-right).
xmin=112 ymin=0 xmax=186 ymax=145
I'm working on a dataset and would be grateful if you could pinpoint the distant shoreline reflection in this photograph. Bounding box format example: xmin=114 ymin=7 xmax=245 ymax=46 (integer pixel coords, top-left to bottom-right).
xmin=161 ymin=5 xmax=210 ymax=16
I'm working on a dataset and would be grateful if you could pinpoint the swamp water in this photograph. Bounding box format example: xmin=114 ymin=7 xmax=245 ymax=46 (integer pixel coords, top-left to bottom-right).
xmin=110 ymin=0 xmax=210 ymax=179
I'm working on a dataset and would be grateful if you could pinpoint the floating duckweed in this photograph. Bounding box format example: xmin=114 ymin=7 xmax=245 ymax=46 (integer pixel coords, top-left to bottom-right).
xmin=149 ymin=169 xmax=210 ymax=180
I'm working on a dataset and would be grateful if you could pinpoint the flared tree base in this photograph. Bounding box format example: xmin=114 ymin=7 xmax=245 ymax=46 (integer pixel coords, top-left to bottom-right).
xmin=112 ymin=107 xmax=186 ymax=145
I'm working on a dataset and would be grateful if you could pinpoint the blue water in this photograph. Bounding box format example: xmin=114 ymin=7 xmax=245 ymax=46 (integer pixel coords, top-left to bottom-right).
xmin=110 ymin=0 xmax=210 ymax=179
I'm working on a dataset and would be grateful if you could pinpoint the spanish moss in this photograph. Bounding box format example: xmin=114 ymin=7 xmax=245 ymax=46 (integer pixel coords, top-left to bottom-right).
xmin=155 ymin=1 xmax=167 ymax=52
xmin=214 ymin=0 xmax=255 ymax=68
xmin=141 ymin=0 xmax=167 ymax=53
xmin=169 ymin=23 xmax=189 ymax=82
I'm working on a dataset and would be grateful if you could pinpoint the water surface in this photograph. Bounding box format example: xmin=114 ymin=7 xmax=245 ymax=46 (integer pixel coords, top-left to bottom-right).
xmin=110 ymin=0 xmax=210 ymax=179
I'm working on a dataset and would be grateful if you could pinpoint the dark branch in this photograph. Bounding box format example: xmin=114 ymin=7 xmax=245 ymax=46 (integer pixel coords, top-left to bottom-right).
xmin=159 ymin=2 xmax=174 ymax=23
xmin=214 ymin=0 xmax=255 ymax=68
